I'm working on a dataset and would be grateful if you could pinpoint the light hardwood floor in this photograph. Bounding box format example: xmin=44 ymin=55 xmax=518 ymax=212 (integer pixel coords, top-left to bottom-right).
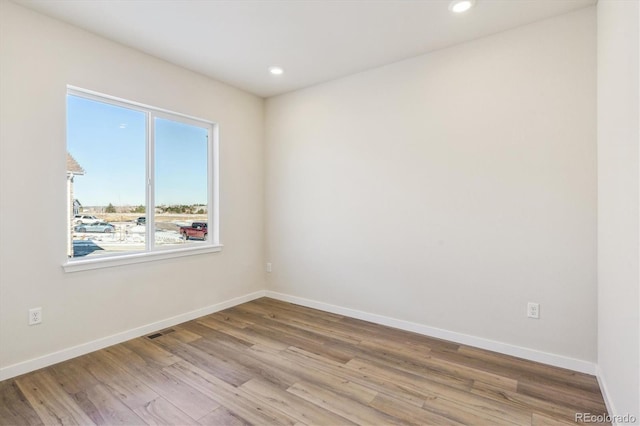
xmin=0 ymin=297 xmax=608 ymax=425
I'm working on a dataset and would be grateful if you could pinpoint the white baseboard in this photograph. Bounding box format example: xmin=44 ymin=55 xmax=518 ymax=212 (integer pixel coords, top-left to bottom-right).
xmin=1 ymin=289 xmax=598 ymax=381
xmin=0 ymin=290 xmax=266 ymax=381
xmin=595 ymin=366 xmax=619 ymax=423
xmin=265 ymin=291 xmax=597 ymax=375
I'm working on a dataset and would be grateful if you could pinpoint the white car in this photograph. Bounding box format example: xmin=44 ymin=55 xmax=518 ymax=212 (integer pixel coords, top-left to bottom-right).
xmin=74 ymin=214 xmax=100 ymax=224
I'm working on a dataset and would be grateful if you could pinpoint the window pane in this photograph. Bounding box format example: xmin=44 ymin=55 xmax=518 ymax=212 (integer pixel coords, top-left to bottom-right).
xmin=67 ymin=95 xmax=146 ymax=258
xmin=66 ymin=88 xmax=217 ymax=268
xmin=154 ymin=117 xmax=209 ymax=248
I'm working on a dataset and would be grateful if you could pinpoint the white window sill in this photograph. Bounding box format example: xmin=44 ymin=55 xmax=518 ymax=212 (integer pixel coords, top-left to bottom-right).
xmin=63 ymin=244 xmax=223 ymax=273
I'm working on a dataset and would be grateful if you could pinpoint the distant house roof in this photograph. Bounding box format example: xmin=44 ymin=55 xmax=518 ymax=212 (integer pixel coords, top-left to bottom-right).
xmin=66 ymin=153 xmax=85 ymax=175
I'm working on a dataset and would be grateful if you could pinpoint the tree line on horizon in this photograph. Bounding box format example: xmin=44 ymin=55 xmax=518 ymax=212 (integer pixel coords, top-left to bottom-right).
xmin=102 ymin=203 xmax=206 ymax=215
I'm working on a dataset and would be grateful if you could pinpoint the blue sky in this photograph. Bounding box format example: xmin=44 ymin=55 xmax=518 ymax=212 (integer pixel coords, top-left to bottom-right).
xmin=67 ymin=95 xmax=208 ymax=207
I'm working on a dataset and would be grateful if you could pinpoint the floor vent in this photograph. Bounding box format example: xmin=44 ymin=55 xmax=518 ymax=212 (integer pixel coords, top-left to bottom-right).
xmin=147 ymin=328 xmax=176 ymax=339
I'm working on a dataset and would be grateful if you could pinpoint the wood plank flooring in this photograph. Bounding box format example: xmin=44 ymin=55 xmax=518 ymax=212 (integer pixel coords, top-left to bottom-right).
xmin=0 ymin=297 xmax=608 ymax=425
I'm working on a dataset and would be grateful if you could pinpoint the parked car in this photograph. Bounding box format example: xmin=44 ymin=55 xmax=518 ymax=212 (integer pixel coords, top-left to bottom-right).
xmin=136 ymin=216 xmax=146 ymax=225
xmin=74 ymin=222 xmax=115 ymax=233
xmin=73 ymin=214 xmax=100 ymax=224
xmin=179 ymin=222 xmax=207 ymax=240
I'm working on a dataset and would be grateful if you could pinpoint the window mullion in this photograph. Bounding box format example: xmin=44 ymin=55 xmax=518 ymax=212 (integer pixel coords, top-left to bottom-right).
xmin=147 ymin=112 xmax=155 ymax=252
xmin=210 ymin=125 xmax=219 ymax=245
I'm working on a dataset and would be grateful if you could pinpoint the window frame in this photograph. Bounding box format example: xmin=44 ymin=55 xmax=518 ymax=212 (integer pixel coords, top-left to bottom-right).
xmin=63 ymin=86 xmax=221 ymax=273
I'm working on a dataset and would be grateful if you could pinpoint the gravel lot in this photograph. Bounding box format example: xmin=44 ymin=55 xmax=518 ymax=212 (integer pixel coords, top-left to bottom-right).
xmin=72 ymin=214 xmax=207 ymax=257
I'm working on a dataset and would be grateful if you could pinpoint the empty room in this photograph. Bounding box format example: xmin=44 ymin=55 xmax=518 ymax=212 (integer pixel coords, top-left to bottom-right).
xmin=0 ymin=0 xmax=638 ymax=424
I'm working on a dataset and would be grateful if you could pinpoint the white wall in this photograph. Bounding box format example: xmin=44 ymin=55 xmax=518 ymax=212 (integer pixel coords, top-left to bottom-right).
xmin=0 ymin=2 xmax=264 ymax=373
xmin=266 ymin=8 xmax=597 ymax=364
xmin=597 ymin=0 xmax=640 ymax=421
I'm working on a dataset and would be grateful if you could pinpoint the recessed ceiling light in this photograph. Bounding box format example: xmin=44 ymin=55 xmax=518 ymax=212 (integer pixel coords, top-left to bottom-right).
xmin=449 ymin=0 xmax=475 ymax=13
xmin=268 ymin=66 xmax=284 ymax=75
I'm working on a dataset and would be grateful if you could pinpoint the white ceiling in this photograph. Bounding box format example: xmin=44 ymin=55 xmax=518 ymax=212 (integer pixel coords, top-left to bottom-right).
xmin=17 ymin=0 xmax=595 ymax=98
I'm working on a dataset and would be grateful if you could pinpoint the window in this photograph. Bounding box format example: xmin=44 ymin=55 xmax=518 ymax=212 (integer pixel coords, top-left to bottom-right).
xmin=65 ymin=87 xmax=220 ymax=271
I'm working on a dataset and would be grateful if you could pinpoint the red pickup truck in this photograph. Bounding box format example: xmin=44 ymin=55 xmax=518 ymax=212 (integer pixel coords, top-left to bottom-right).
xmin=179 ymin=222 xmax=208 ymax=240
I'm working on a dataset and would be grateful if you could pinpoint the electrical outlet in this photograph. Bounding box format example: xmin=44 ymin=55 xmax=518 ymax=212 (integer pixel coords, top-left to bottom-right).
xmin=28 ymin=307 xmax=42 ymax=325
xmin=266 ymin=262 xmax=272 ymax=273
xmin=527 ymin=302 xmax=540 ymax=319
